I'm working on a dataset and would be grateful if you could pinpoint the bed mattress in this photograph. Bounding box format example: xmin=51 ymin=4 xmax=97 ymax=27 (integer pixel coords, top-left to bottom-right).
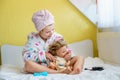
xmin=0 ymin=57 xmax=120 ymax=80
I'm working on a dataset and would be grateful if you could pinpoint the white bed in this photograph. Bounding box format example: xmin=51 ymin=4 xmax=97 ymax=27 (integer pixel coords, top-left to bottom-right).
xmin=0 ymin=39 xmax=120 ymax=80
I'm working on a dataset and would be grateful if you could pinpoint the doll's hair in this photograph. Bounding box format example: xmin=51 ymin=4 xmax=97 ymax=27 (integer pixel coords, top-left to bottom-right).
xmin=49 ymin=39 xmax=67 ymax=56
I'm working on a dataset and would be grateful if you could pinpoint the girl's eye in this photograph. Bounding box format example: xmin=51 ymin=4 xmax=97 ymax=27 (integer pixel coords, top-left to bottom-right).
xmin=45 ymin=31 xmax=50 ymax=33
xmin=62 ymin=51 xmax=66 ymax=54
xmin=46 ymin=32 xmax=49 ymax=33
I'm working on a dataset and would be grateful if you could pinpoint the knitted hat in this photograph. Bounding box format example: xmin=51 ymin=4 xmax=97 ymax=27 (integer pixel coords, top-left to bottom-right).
xmin=32 ymin=10 xmax=54 ymax=32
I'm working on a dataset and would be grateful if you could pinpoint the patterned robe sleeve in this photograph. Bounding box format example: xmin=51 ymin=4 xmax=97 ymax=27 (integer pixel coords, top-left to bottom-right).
xmin=22 ymin=32 xmax=46 ymax=63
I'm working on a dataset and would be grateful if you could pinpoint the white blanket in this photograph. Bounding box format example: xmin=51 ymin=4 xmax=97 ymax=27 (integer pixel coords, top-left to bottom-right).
xmin=0 ymin=57 xmax=120 ymax=80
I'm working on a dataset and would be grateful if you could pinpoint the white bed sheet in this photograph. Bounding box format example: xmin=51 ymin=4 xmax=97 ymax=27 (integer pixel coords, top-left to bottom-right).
xmin=0 ymin=57 xmax=120 ymax=80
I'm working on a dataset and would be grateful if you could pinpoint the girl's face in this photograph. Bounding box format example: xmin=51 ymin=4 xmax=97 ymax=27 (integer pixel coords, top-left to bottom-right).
xmin=56 ymin=46 xmax=68 ymax=58
xmin=39 ymin=24 xmax=54 ymax=41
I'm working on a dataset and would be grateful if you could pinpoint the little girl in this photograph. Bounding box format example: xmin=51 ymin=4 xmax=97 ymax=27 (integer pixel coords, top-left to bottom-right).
xmin=22 ymin=10 xmax=69 ymax=74
xmin=22 ymin=9 xmax=84 ymax=74
xmin=48 ymin=39 xmax=84 ymax=74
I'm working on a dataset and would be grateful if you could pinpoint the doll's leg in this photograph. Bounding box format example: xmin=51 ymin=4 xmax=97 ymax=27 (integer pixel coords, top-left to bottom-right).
xmin=24 ymin=60 xmax=61 ymax=74
xmin=69 ymin=56 xmax=84 ymax=74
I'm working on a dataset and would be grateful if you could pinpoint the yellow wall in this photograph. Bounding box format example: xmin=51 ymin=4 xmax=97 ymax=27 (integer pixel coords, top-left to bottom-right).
xmin=0 ymin=0 xmax=97 ymax=64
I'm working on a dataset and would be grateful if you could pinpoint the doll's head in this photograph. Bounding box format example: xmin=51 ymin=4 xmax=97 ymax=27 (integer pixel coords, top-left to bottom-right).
xmin=49 ymin=39 xmax=68 ymax=58
xmin=48 ymin=39 xmax=73 ymax=71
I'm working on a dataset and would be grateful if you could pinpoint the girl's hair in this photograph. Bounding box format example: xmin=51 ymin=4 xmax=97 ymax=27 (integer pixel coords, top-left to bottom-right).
xmin=49 ymin=39 xmax=67 ymax=56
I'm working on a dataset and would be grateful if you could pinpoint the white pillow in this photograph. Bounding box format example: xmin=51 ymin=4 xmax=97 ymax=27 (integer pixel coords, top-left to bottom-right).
xmin=1 ymin=45 xmax=24 ymax=67
xmin=68 ymin=39 xmax=93 ymax=57
xmin=1 ymin=39 xmax=93 ymax=67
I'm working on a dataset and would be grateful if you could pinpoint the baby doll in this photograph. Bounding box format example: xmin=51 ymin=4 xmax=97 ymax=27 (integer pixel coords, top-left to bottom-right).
xmin=48 ymin=54 xmax=72 ymax=72
xmin=48 ymin=39 xmax=72 ymax=71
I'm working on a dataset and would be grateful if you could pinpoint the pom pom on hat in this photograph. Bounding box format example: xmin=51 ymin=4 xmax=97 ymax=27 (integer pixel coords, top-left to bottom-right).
xmin=32 ymin=10 xmax=54 ymax=32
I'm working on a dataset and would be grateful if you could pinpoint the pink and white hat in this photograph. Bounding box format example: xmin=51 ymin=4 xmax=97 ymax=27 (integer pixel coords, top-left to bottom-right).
xmin=32 ymin=10 xmax=54 ymax=32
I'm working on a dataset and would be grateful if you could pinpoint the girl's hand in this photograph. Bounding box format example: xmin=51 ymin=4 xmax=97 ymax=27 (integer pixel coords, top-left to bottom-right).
xmin=46 ymin=52 xmax=55 ymax=62
xmin=64 ymin=52 xmax=71 ymax=61
xmin=69 ymin=56 xmax=84 ymax=74
xmin=69 ymin=65 xmax=83 ymax=75
xmin=61 ymin=68 xmax=72 ymax=74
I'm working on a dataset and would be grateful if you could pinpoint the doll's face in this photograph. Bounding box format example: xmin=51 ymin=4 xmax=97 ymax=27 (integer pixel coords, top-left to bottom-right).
xmin=56 ymin=46 xmax=68 ymax=57
xmin=39 ymin=24 xmax=54 ymax=41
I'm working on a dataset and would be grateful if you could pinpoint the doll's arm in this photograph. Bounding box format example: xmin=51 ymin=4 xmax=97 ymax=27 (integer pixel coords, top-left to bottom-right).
xmin=65 ymin=60 xmax=73 ymax=71
xmin=48 ymin=62 xmax=57 ymax=70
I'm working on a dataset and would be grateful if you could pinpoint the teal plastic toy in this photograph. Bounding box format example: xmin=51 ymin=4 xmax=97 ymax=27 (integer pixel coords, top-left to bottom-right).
xmin=33 ymin=71 xmax=48 ymax=76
